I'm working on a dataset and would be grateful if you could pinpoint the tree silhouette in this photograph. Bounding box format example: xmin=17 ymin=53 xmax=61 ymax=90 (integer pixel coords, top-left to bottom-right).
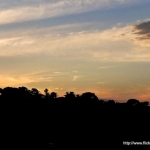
xmin=0 ymin=86 xmax=149 ymax=149
xmin=65 ymin=91 xmax=76 ymax=99
xmin=81 ymin=92 xmax=98 ymax=100
xmin=127 ymin=99 xmax=139 ymax=106
xmin=0 ymin=88 xmax=2 ymax=94
xmin=44 ymin=88 xmax=49 ymax=96
xmin=50 ymin=92 xmax=57 ymax=99
xmin=30 ymin=88 xmax=39 ymax=95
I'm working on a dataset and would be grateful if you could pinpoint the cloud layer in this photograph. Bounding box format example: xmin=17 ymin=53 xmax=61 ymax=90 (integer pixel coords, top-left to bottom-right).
xmin=0 ymin=0 xmax=143 ymax=24
xmin=0 ymin=20 xmax=150 ymax=62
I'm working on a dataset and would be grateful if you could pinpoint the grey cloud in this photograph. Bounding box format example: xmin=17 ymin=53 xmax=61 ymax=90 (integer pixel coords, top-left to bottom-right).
xmin=134 ymin=21 xmax=150 ymax=40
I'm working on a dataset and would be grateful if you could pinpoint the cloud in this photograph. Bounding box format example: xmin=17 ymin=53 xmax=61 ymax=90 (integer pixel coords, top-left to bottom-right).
xmin=73 ymin=71 xmax=78 ymax=73
xmin=0 ymin=76 xmax=33 ymax=87
xmin=73 ymin=76 xmax=78 ymax=81
xmin=96 ymin=82 xmax=106 ymax=85
xmin=0 ymin=19 xmax=150 ymax=61
xmin=0 ymin=0 xmax=141 ymax=25
xmin=53 ymin=72 xmax=61 ymax=74
xmin=133 ymin=21 xmax=150 ymax=44
xmin=111 ymin=20 xmax=150 ymax=47
xmin=134 ymin=21 xmax=150 ymax=35
xmin=0 ymin=70 xmax=53 ymax=87
xmin=98 ymin=66 xmax=113 ymax=69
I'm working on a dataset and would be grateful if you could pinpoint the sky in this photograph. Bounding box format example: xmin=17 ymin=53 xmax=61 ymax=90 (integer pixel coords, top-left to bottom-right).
xmin=0 ymin=0 xmax=150 ymax=102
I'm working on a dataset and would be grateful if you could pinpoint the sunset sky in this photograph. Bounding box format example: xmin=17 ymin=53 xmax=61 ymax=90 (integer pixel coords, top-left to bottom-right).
xmin=0 ymin=0 xmax=150 ymax=101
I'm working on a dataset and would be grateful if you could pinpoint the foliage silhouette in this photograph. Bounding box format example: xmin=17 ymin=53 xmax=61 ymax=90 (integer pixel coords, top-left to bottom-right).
xmin=0 ymin=86 xmax=150 ymax=149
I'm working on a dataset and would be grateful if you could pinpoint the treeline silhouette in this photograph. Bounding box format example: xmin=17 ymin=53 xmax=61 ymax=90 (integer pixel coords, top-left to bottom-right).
xmin=0 ymin=86 xmax=150 ymax=149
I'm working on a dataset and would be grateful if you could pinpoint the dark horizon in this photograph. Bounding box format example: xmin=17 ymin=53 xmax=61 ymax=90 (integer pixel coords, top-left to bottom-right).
xmin=0 ymin=85 xmax=150 ymax=148
xmin=1 ymin=86 xmax=150 ymax=103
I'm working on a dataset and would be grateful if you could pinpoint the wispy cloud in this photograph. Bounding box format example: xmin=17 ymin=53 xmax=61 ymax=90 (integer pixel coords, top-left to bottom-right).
xmin=72 ymin=76 xmax=78 ymax=81
xmin=98 ymin=66 xmax=113 ymax=69
xmin=0 ymin=71 xmax=53 ymax=87
xmin=53 ymin=72 xmax=61 ymax=74
xmin=0 ymin=0 xmax=142 ymax=25
xmin=96 ymin=82 xmax=106 ymax=85
xmin=73 ymin=71 xmax=78 ymax=73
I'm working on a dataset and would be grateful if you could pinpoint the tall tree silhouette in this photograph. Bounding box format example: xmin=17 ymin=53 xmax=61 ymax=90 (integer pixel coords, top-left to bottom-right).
xmin=50 ymin=92 xmax=57 ymax=99
xmin=44 ymin=88 xmax=49 ymax=96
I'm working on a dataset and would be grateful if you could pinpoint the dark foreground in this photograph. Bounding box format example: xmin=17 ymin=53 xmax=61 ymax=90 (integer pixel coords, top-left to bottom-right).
xmin=0 ymin=87 xmax=150 ymax=149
